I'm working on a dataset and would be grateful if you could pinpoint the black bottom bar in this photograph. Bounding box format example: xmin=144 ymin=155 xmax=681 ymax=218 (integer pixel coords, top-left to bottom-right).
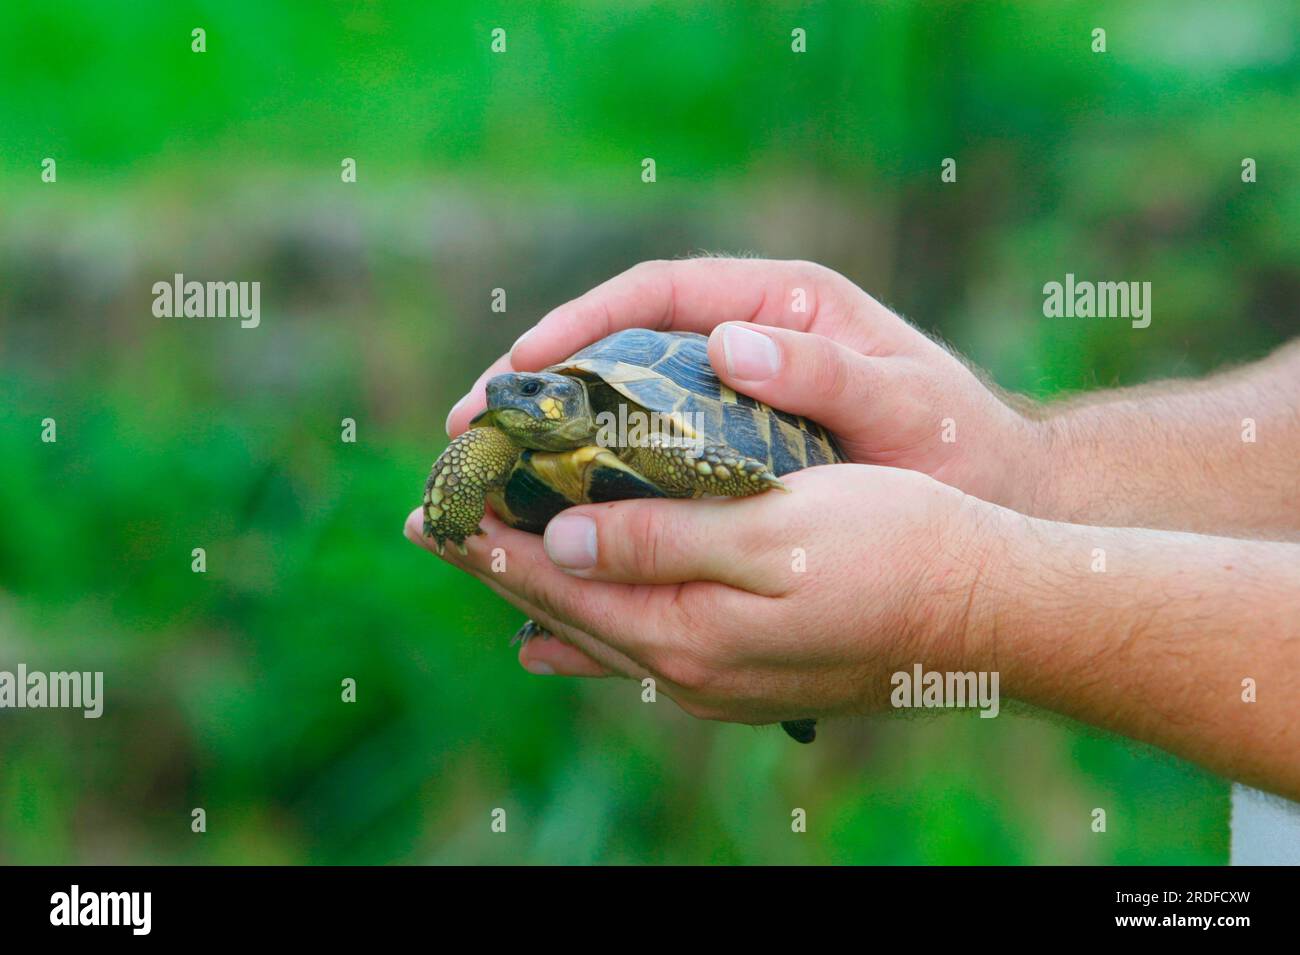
xmin=0 ymin=865 xmax=1284 ymax=940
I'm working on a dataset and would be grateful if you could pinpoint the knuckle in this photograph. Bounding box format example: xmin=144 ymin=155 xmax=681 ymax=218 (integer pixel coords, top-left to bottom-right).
xmin=791 ymin=259 xmax=841 ymax=294
xmin=656 ymin=652 xmax=716 ymax=695
xmin=658 ymin=601 xmax=739 ymax=694
xmin=630 ymin=259 xmax=673 ymax=293
xmin=792 ymin=260 xmax=866 ymax=325
xmin=633 ymin=258 xmax=671 ymax=275
xmin=676 ymin=587 xmax=744 ymax=664
xmin=614 ymin=505 xmax=672 ymax=578
xmin=810 ymin=339 xmax=853 ymax=403
xmin=676 ymin=694 xmax=729 ymax=723
xmin=675 ymin=697 xmax=709 ymax=720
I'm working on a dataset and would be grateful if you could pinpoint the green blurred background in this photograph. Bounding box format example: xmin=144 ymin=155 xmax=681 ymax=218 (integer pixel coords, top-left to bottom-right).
xmin=2 ymin=0 xmax=1296 ymax=864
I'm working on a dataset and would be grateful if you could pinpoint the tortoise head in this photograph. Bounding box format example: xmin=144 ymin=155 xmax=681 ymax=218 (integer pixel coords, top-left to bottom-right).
xmin=485 ymin=372 xmax=597 ymax=451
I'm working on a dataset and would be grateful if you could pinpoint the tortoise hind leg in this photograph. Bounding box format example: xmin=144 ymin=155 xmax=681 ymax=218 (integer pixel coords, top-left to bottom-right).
xmin=624 ymin=434 xmax=785 ymax=498
xmin=781 ymin=719 xmax=817 ymax=744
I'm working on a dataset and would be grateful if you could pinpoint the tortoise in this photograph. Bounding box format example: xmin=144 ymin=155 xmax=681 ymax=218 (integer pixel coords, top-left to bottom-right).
xmin=423 ymin=328 xmax=846 ymax=743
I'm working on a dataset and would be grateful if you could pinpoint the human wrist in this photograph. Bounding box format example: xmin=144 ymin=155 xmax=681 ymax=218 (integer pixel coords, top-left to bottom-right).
xmin=948 ymin=499 xmax=1107 ymax=691
xmin=928 ymin=493 xmax=1033 ymax=677
xmin=999 ymin=406 xmax=1067 ymax=521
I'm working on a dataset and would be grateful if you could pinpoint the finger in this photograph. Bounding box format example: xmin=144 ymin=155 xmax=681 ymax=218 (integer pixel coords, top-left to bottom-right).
xmin=445 ymin=352 xmax=514 ymax=437
xmin=509 ymin=258 xmax=877 ymax=371
xmin=518 ymin=636 xmax=613 ymax=678
xmin=707 ymin=323 xmax=893 ymax=441
xmin=541 ymin=498 xmax=795 ymax=595
xmin=405 ymin=508 xmax=649 ymax=676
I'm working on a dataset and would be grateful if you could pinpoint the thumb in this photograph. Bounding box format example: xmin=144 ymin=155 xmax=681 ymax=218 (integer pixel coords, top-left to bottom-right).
xmin=707 ymin=322 xmax=885 ymax=438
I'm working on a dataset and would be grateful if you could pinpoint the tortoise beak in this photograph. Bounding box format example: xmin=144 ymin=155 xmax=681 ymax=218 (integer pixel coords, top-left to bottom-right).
xmin=484 ymin=374 xmax=517 ymax=409
xmin=486 ymin=373 xmax=545 ymax=419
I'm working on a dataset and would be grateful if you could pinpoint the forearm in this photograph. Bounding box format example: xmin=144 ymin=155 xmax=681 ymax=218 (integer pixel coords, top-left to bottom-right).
xmin=1020 ymin=340 xmax=1300 ymax=538
xmin=974 ymin=510 xmax=1300 ymax=799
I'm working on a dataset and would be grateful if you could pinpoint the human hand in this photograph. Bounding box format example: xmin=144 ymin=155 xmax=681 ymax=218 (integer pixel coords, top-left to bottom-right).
xmin=405 ymin=465 xmax=1000 ymax=727
xmin=445 ymin=258 xmax=1048 ymax=514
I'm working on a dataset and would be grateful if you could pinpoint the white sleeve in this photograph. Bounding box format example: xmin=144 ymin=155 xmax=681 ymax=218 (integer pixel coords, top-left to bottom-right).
xmin=1231 ymin=784 xmax=1300 ymax=865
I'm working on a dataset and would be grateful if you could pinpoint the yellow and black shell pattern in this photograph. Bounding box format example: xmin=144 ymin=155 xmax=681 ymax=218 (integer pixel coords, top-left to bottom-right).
xmin=550 ymin=328 xmax=846 ymax=476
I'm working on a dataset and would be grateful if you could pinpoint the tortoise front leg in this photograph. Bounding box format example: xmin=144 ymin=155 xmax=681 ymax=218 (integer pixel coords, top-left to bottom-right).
xmin=423 ymin=426 xmax=520 ymax=555
xmin=624 ymin=434 xmax=786 ymax=498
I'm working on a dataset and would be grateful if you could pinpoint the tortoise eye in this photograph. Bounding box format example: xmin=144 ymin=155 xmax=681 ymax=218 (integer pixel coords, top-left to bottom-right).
xmin=520 ymin=380 xmax=542 ymax=397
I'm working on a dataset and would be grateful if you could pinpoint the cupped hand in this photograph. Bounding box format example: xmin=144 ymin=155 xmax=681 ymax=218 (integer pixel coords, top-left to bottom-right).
xmin=445 ymin=257 xmax=1047 ymax=513
xmin=405 ymin=466 xmax=1002 ymax=727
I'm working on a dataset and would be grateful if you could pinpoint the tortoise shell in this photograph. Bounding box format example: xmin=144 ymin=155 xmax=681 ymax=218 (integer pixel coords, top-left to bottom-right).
xmin=487 ymin=329 xmax=845 ymax=533
xmin=552 ymin=329 xmax=844 ymax=473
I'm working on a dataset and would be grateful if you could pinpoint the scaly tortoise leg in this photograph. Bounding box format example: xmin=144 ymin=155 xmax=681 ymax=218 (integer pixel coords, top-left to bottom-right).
xmin=623 ymin=432 xmax=786 ymax=498
xmin=423 ymin=426 xmax=520 ymax=555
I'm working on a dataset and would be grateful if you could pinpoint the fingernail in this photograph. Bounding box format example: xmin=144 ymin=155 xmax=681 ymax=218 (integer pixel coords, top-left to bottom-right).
xmin=722 ymin=324 xmax=780 ymax=381
xmin=544 ymin=514 xmax=598 ymax=570
xmin=525 ymin=660 xmax=555 ymax=676
xmin=445 ymin=393 xmax=470 ymax=437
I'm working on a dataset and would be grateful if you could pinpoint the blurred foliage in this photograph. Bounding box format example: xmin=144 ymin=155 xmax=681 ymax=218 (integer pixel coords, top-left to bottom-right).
xmin=3 ymin=0 xmax=1294 ymax=863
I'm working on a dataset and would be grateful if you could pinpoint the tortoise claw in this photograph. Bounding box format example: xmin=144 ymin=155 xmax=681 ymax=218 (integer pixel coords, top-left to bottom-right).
xmin=422 ymin=528 xmax=473 ymax=558
xmin=510 ymin=620 xmax=547 ymax=647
